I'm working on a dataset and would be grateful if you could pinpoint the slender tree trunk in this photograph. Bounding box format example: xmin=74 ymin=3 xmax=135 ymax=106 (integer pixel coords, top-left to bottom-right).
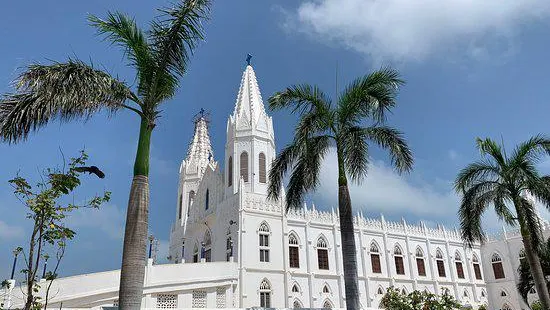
xmin=119 ymin=118 xmax=152 ymax=309
xmin=520 ymin=224 xmax=550 ymax=309
xmin=337 ymin=148 xmax=360 ymax=310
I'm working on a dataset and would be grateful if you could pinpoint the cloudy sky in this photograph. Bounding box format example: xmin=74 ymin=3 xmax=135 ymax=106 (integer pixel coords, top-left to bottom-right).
xmin=1 ymin=0 xmax=550 ymax=279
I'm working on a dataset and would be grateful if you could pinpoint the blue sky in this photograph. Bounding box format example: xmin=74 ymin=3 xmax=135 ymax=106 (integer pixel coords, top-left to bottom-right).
xmin=1 ymin=0 xmax=550 ymax=279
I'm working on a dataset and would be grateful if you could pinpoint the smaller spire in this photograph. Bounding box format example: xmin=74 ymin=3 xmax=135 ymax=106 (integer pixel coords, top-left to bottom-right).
xmin=246 ymin=53 xmax=252 ymax=66
xmin=184 ymin=110 xmax=214 ymax=175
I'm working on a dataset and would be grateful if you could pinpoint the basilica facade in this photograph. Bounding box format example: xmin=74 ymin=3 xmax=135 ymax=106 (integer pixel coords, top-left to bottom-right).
xmin=3 ymin=64 xmax=549 ymax=310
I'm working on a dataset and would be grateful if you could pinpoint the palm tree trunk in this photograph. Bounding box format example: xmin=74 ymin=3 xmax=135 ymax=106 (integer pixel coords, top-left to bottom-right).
xmin=337 ymin=149 xmax=360 ymax=310
xmin=520 ymin=225 xmax=550 ymax=309
xmin=119 ymin=118 xmax=152 ymax=309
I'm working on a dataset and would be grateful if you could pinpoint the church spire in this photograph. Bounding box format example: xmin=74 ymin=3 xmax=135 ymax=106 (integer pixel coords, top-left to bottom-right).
xmin=231 ymin=62 xmax=268 ymax=129
xmin=184 ymin=110 xmax=213 ymax=175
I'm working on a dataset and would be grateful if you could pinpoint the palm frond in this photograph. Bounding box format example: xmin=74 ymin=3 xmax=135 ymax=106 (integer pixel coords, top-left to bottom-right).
xmin=268 ymin=84 xmax=332 ymax=116
xmin=338 ymin=67 xmax=404 ymax=125
xmin=341 ymin=126 xmax=369 ymax=183
xmin=148 ymin=0 xmax=210 ymax=101
xmin=0 ymin=60 xmax=133 ymax=143
xmin=476 ymin=137 xmax=506 ymax=167
xmin=459 ymin=181 xmax=504 ymax=246
xmin=363 ymin=126 xmax=413 ymax=174
xmin=89 ymin=11 xmax=154 ymax=98
xmin=494 ymin=196 xmax=516 ymax=226
xmin=285 ymin=135 xmax=330 ymax=210
xmin=510 ymin=134 xmax=550 ymax=167
xmin=268 ymin=143 xmax=299 ymax=201
xmin=454 ymin=161 xmax=500 ymax=193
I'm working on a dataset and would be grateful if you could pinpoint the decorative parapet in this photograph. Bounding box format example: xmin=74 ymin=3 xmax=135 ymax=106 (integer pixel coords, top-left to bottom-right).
xmin=243 ymin=193 xmax=281 ymax=213
xmin=284 ymin=202 xmax=466 ymax=242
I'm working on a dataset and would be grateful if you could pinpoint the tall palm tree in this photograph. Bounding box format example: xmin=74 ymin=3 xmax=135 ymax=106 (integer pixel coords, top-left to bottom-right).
xmin=0 ymin=1 xmax=210 ymax=308
xmin=517 ymin=237 xmax=550 ymax=304
xmin=455 ymin=136 xmax=550 ymax=309
xmin=268 ymin=68 xmax=413 ymax=310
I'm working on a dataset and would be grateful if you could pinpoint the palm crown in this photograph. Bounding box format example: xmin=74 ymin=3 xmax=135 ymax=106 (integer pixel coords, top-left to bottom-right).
xmin=455 ymin=136 xmax=550 ymax=248
xmin=0 ymin=0 xmax=209 ymax=157
xmin=268 ymin=68 xmax=414 ymax=208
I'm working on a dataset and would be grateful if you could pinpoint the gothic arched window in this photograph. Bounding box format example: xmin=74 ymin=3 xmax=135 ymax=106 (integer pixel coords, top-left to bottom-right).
xmin=492 ymin=253 xmax=505 ymax=279
xmin=203 ymin=231 xmax=212 ymax=262
xmin=259 ymin=279 xmax=271 ymax=308
xmin=293 ymin=299 xmax=303 ymax=309
xmin=178 ymin=193 xmax=183 ymax=219
xmin=370 ymin=242 xmax=381 ymax=274
xmin=472 ymin=254 xmax=482 ymax=280
xmin=394 ymin=244 xmax=405 ymax=275
xmin=317 ymin=236 xmax=329 ymax=270
xmin=377 ymin=286 xmax=384 ymax=295
xmin=416 ymin=247 xmax=426 ymax=276
xmin=193 ymin=243 xmax=199 ymax=263
xmin=228 ymin=156 xmax=233 ymax=187
xmin=455 ymin=251 xmax=465 ymax=279
xmin=322 ymin=299 xmax=333 ymax=309
xmin=188 ymin=190 xmax=195 ymax=215
xmin=240 ymin=152 xmax=249 ymax=182
xmin=259 ymin=152 xmax=266 ymax=183
xmin=292 ymin=283 xmax=300 ymax=293
xmin=322 ymin=284 xmax=330 ymax=294
xmin=436 ymin=249 xmax=446 ymax=277
xmin=205 ymin=189 xmax=209 ymax=210
xmin=259 ymin=222 xmax=270 ymax=262
xmin=289 ymin=233 xmax=300 ymax=268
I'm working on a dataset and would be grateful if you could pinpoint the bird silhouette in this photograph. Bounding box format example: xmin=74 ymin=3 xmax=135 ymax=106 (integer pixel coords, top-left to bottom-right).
xmin=74 ymin=166 xmax=105 ymax=179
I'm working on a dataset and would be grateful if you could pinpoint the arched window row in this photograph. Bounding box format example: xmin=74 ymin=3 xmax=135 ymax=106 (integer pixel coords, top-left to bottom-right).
xmin=259 ymin=279 xmax=271 ymax=308
xmin=492 ymin=253 xmax=505 ymax=279
xmin=289 ymin=233 xmax=300 ymax=268
xmin=317 ymin=236 xmax=329 ymax=270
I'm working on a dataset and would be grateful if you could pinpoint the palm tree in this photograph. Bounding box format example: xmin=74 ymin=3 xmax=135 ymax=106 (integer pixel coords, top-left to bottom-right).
xmin=0 ymin=1 xmax=210 ymax=308
xmin=268 ymin=68 xmax=413 ymax=310
xmin=517 ymin=237 xmax=550 ymax=305
xmin=455 ymin=136 xmax=550 ymax=309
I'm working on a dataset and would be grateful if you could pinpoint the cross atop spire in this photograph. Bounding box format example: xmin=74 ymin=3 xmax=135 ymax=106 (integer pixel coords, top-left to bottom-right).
xmin=246 ymin=54 xmax=252 ymax=66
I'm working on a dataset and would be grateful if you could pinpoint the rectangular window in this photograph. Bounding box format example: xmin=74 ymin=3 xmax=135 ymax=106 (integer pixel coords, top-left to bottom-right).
xmin=289 ymin=247 xmax=300 ymax=268
xmin=260 ymin=292 xmax=271 ymax=308
xmin=493 ymin=262 xmax=505 ymax=279
xmin=395 ymin=256 xmax=405 ymax=275
xmin=260 ymin=249 xmax=270 ymax=262
xmin=473 ymin=263 xmax=482 ymax=280
xmin=178 ymin=194 xmax=183 ymax=219
xmin=456 ymin=262 xmax=465 ymax=279
xmin=259 ymin=235 xmax=269 ymax=247
xmin=204 ymin=249 xmax=211 ymax=262
xmin=193 ymin=254 xmax=198 ymax=263
xmin=437 ymin=260 xmax=446 ymax=277
xmin=371 ymin=254 xmax=381 ymax=273
xmin=416 ymin=258 xmax=426 ymax=276
xmin=318 ymin=249 xmax=329 ymax=270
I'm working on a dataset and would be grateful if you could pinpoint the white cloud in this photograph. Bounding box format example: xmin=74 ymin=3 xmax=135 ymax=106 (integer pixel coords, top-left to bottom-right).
xmin=288 ymin=0 xmax=550 ymax=62
xmin=311 ymin=149 xmax=460 ymax=220
xmin=448 ymin=149 xmax=459 ymax=161
xmin=67 ymin=204 xmax=125 ymax=239
xmin=0 ymin=220 xmax=24 ymax=240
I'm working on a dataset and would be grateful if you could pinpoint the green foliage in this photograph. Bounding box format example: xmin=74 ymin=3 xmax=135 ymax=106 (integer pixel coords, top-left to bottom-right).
xmin=380 ymin=287 xmax=462 ymax=310
xmin=267 ymin=67 xmax=413 ymax=209
xmin=9 ymin=150 xmax=110 ymax=310
xmin=455 ymin=136 xmax=550 ymax=248
xmin=477 ymin=305 xmax=487 ymax=310
xmin=531 ymin=300 xmax=543 ymax=310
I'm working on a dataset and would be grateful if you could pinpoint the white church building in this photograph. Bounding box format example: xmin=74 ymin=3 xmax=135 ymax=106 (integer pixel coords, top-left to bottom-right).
xmin=3 ymin=64 xmax=550 ymax=310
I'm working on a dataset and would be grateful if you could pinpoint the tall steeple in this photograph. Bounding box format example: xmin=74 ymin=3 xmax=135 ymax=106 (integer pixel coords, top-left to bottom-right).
xmin=230 ymin=64 xmax=272 ymax=135
xmin=184 ymin=111 xmax=214 ymax=177
xmin=225 ymin=59 xmax=275 ymax=196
